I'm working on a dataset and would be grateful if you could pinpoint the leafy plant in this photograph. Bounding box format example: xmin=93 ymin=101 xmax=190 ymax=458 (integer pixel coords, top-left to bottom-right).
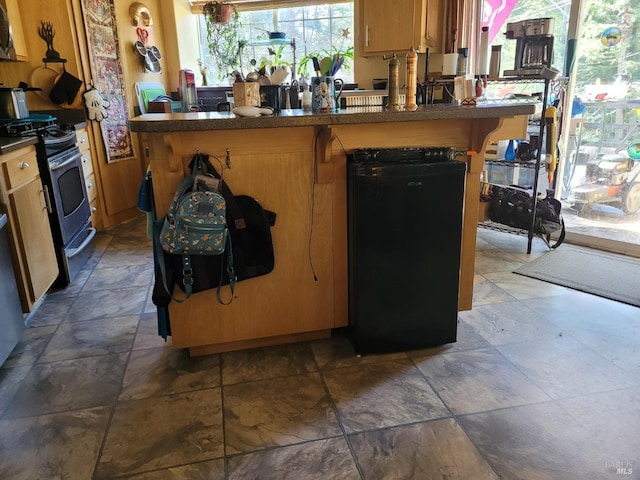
xmin=298 ymin=45 xmax=354 ymax=77
xmin=298 ymin=27 xmax=354 ymax=77
xmin=203 ymin=2 xmax=246 ymax=80
xmin=258 ymin=44 xmax=292 ymax=71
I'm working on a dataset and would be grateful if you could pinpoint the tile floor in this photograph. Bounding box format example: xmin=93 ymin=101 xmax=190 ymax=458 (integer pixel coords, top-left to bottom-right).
xmin=0 ymin=217 xmax=639 ymax=479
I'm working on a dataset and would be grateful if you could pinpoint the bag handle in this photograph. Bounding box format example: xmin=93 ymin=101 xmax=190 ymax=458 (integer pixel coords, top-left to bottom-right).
xmin=155 ymin=245 xmax=236 ymax=305
xmin=190 ymin=153 xmax=247 ymax=230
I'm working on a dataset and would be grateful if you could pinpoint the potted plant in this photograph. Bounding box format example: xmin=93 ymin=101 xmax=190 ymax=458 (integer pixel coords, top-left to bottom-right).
xmin=298 ymin=45 xmax=354 ymax=77
xmin=203 ymin=2 xmax=245 ymax=80
xmin=298 ymin=27 xmax=354 ymax=78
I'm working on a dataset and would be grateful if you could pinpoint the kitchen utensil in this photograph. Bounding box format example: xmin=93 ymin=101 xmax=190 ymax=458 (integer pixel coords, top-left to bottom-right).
xmin=319 ymin=57 xmax=332 ymax=75
xmin=260 ymin=85 xmax=282 ymax=111
xmin=0 ymin=87 xmax=29 ymax=119
xmin=289 ymin=80 xmax=299 ymax=109
xmin=330 ymin=55 xmax=344 ymax=76
xmin=312 ymin=57 xmax=321 ymax=76
xmin=270 ymin=66 xmax=289 ymax=86
xmin=134 ymin=40 xmax=162 ymax=73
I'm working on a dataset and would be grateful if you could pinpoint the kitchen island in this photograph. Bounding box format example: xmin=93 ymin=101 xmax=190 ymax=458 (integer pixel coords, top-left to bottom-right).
xmin=130 ymin=104 xmax=535 ymax=355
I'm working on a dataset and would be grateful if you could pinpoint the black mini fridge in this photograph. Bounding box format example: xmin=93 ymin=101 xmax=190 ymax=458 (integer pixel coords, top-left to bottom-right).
xmin=347 ymin=148 xmax=466 ymax=354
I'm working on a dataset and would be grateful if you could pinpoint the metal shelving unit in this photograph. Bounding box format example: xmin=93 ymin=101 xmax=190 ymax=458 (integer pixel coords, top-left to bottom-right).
xmin=479 ymin=76 xmax=568 ymax=253
xmin=242 ymin=38 xmax=297 ymax=83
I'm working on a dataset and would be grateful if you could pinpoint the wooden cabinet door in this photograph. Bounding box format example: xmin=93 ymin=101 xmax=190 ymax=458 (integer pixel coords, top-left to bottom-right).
xmin=360 ymin=0 xmax=444 ymax=56
xmin=5 ymin=0 xmax=28 ymax=60
xmin=10 ymin=179 xmax=58 ymax=302
xmin=361 ymin=0 xmax=420 ymax=55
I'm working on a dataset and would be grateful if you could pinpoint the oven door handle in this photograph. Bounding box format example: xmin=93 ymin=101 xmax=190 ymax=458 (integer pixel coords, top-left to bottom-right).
xmin=50 ymin=153 xmax=81 ymax=171
xmin=67 ymin=227 xmax=96 ymax=258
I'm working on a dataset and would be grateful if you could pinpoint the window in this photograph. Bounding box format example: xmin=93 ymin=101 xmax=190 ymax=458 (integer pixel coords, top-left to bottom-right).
xmin=197 ymin=2 xmax=354 ymax=85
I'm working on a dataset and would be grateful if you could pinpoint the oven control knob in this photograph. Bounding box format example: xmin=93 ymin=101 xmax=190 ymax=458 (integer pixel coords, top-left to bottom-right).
xmin=87 ymin=182 xmax=94 ymax=188
xmin=82 ymin=156 xmax=89 ymax=163
xmin=19 ymin=162 xmax=30 ymax=169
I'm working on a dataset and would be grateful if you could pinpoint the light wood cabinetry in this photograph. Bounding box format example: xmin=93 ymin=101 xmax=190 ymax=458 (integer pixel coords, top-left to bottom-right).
xmin=132 ymin=105 xmax=538 ymax=355
xmin=5 ymin=0 xmax=28 ymax=61
xmin=76 ymin=127 xmax=99 ymax=226
xmin=0 ymin=146 xmax=58 ymax=312
xmin=359 ymin=0 xmax=445 ymax=56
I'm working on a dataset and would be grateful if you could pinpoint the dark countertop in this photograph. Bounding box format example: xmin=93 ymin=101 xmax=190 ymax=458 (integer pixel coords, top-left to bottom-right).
xmin=129 ymin=102 xmax=538 ymax=133
xmin=0 ymin=135 xmax=39 ymax=155
xmin=1 ymin=109 xmax=87 ymax=155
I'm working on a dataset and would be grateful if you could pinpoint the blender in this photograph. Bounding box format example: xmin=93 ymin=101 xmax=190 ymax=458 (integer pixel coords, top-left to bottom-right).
xmin=179 ymin=69 xmax=199 ymax=112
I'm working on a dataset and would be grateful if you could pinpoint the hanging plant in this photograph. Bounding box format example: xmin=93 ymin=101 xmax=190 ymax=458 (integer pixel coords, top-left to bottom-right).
xmin=203 ymin=2 xmax=245 ymax=80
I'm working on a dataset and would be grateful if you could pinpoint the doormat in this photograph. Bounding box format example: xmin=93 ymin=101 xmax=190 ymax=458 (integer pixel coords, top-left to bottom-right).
xmin=514 ymin=245 xmax=640 ymax=307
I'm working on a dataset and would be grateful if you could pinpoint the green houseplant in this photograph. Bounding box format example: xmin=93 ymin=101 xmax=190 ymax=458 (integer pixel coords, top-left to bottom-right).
xmin=298 ymin=27 xmax=354 ymax=78
xmin=203 ymin=2 xmax=246 ymax=80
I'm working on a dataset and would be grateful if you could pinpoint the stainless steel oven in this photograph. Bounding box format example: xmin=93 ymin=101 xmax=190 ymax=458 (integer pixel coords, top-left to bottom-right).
xmin=37 ymin=126 xmax=95 ymax=287
xmin=0 ymin=117 xmax=95 ymax=288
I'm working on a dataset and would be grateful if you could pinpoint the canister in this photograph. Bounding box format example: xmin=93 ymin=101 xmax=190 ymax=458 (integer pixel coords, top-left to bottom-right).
xmin=0 ymin=88 xmax=29 ymax=119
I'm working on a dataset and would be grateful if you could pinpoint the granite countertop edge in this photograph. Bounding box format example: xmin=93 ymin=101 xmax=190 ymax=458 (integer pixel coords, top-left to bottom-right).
xmin=0 ymin=136 xmax=39 ymax=155
xmin=129 ymin=103 xmax=537 ymax=133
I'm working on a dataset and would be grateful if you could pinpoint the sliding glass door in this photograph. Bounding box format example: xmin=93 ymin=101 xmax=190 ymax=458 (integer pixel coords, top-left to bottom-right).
xmin=559 ymin=0 xmax=640 ymax=255
xmin=485 ymin=0 xmax=640 ymax=254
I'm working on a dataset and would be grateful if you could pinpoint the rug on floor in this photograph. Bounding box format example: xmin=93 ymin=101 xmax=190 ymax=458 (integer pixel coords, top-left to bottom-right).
xmin=513 ymin=244 xmax=640 ymax=307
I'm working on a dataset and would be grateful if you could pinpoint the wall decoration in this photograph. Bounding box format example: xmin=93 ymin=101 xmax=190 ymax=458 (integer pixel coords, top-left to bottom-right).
xmin=82 ymin=0 xmax=134 ymax=162
xmin=601 ymin=27 xmax=622 ymax=47
xmin=129 ymin=2 xmax=153 ymax=27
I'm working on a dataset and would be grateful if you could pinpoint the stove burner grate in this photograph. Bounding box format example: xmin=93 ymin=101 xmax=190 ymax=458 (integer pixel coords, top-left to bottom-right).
xmin=0 ymin=114 xmax=58 ymax=136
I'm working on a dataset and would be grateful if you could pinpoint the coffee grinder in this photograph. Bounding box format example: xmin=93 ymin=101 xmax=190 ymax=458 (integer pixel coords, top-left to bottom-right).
xmin=179 ymin=69 xmax=198 ymax=112
xmin=503 ymin=18 xmax=555 ymax=77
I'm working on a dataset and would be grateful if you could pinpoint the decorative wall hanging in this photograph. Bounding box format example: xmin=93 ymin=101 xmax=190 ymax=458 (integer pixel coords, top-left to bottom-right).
xmin=38 ymin=21 xmax=66 ymax=63
xmin=82 ymin=0 xmax=134 ymax=163
xmin=601 ymin=27 xmax=622 ymax=47
xmin=133 ymin=26 xmax=162 ymax=73
xmin=129 ymin=2 xmax=153 ymax=27
xmin=84 ymin=87 xmax=110 ymax=121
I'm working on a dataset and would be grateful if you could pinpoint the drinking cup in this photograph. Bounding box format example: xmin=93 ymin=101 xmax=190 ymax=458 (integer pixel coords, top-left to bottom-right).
xmin=311 ymin=76 xmax=344 ymax=112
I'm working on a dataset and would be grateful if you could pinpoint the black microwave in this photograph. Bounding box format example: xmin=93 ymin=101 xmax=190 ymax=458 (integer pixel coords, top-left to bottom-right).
xmin=0 ymin=0 xmax=17 ymax=61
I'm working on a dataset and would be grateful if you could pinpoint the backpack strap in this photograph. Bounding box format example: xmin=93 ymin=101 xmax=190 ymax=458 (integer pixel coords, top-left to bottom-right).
xmin=216 ymin=236 xmax=236 ymax=305
xmin=549 ymin=217 xmax=565 ymax=249
xmin=192 ymin=153 xmax=247 ymax=230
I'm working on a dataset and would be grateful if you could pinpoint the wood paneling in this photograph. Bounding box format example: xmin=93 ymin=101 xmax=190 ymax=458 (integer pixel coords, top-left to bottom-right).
xmin=0 ymin=146 xmax=58 ymax=311
xmin=150 ymin=127 xmax=335 ymax=349
xmin=146 ymin=115 xmax=508 ymax=353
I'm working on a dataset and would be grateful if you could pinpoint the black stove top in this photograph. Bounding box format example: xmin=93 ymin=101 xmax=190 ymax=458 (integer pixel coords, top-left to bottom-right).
xmin=0 ymin=114 xmax=58 ymax=136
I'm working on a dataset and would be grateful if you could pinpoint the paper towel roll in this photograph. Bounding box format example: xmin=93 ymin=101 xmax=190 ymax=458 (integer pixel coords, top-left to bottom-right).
xmin=478 ymin=26 xmax=490 ymax=76
xmin=442 ymin=53 xmax=459 ymax=76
